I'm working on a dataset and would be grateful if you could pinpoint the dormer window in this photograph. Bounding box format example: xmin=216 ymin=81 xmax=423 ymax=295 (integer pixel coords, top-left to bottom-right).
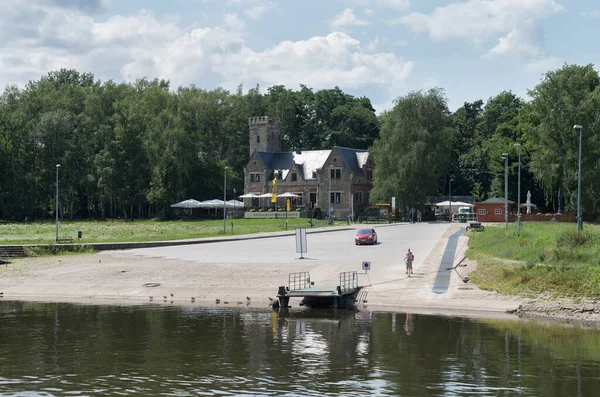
xmin=291 ymin=172 xmax=297 ymax=182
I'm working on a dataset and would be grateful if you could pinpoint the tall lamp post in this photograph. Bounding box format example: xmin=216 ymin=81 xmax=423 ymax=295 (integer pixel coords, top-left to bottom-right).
xmin=502 ymin=153 xmax=508 ymax=229
xmin=233 ymin=188 xmax=236 ymax=216
xmin=574 ymin=124 xmax=583 ymax=232
xmin=55 ymin=164 xmax=61 ymax=242
xmin=514 ymin=143 xmax=521 ymax=236
xmin=223 ymin=166 xmax=228 ymax=234
xmin=328 ymin=165 xmax=333 ymax=224
xmin=448 ymin=177 xmax=453 ymax=222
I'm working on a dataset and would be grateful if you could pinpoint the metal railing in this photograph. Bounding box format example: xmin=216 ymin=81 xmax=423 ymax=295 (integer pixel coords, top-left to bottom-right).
xmin=339 ymin=271 xmax=359 ymax=291
xmin=288 ymin=272 xmax=311 ymax=291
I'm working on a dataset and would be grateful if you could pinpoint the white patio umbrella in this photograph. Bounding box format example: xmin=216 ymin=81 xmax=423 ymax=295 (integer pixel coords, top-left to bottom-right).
xmin=257 ymin=193 xmax=274 ymax=198
xmin=238 ymin=193 xmax=258 ymax=198
xmin=277 ymin=192 xmax=300 ymax=198
xmin=198 ymin=199 xmax=227 ymax=208
xmin=435 ymin=201 xmax=474 ymax=207
xmin=170 ymin=199 xmax=203 ymax=208
xmin=227 ymin=199 xmax=244 ymax=207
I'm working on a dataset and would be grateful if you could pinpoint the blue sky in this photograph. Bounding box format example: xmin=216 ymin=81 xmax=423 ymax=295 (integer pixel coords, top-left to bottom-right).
xmin=1 ymin=0 xmax=598 ymax=112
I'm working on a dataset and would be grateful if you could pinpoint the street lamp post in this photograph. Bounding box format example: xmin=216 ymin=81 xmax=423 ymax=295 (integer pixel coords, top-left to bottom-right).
xmin=55 ymin=164 xmax=61 ymax=242
xmin=574 ymin=125 xmax=583 ymax=232
xmin=502 ymin=153 xmax=508 ymax=229
xmin=514 ymin=143 xmax=521 ymax=236
xmin=328 ymin=166 xmax=333 ymax=224
xmin=233 ymin=188 xmax=236 ymax=216
xmin=449 ymin=177 xmax=453 ymax=222
xmin=223 ymin=166 xmax=228 ymax=234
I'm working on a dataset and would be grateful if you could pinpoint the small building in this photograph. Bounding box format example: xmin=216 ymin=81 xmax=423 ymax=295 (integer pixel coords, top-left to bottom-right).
xmin=243 ymin=116 xmax=374 ymax=219
xmin=475 ymin=197 xmax=516 ymax=222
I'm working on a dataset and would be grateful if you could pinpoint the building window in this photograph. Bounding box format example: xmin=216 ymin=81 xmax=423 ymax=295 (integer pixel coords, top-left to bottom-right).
xmin=312 ymin=171 xmax=317 ymax=179
xmin=250 ymin=173 xmax=261 ymax=182
xmin=478 ymin=208 xmax=487 ymax=215
xmin=256 ymin=135 xmax=260 ymax=143
xmin=291 ymin=172 xmax=297 ymax=182
xmin=355 ymin=192 xmax=363 ymax=204
xmin=494 ymin=207 xmax=502 ymax=215
xmin=277 ymin=172 xmax=283 ymax=180
xmin=330 ymin=168 xmax=341 ymax=179
xmin=330 ymin=192 xmax=341 ymax=203
xmin=366 ymin=170 xmax=373 ymax=181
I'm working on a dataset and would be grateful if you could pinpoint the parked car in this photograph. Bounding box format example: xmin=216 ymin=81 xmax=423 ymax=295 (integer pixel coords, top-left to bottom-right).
xmin=355 ymin=228 xmax=377 ymax=245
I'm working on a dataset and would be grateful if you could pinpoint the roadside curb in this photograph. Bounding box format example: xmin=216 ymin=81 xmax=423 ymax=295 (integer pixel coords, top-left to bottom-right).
xmin=1 ymin=222 xmax=409 ymax=253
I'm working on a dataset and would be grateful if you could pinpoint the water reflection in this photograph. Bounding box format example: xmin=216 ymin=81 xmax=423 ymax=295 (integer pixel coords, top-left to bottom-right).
xmin=0 ymin=301 xmax=599 ymax=396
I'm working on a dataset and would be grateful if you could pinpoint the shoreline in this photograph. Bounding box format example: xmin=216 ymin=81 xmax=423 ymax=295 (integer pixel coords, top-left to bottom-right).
xmin=0 ymin=226 xmax=599 ymax=327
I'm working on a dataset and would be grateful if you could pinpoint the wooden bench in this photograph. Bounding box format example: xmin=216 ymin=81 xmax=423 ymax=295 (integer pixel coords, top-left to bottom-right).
xmin=466 ymin=222 xmax=484 ymax=232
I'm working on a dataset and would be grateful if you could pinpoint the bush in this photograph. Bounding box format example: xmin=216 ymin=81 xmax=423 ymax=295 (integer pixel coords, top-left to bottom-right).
xmin=557 ymin=230 xmax=590 ymax=247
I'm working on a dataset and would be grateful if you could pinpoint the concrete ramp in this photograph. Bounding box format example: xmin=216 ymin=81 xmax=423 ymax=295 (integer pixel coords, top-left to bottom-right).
xmin=432 ymin=228 xmax=465 ymax=294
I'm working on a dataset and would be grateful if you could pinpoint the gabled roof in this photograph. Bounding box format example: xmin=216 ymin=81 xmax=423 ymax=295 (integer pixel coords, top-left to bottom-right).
xmin=480 ymin=197 xmax=515 ymax=204
xmin=293 ymin=150 xmax=331 ymax=179
xmin=254 ymin=146 xmax=370 ymax=180
xmin=335 ymin=146 xmax=368 ymax=177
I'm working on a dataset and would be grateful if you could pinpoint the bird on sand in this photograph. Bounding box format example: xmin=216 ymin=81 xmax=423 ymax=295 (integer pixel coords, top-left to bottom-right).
xmin=268 ymin=297 xmax=273 ymax=301
xmin=215 ymin=299 xmax=221 ymax=304
xmin=191 ymin=297 xmax=196 ymax=302
xmin=246 ymin=296 xmax=251 ymax=301
xmin=163 ymin=295 xmax=167 ymax=300
xmin=149 ymin=296 xmax=153 ymax=301
xmin=237 ymin=301 xmax=243 ymax=305
xmin=224 ymin=301 xmax=229 ymax=304
xmin=170 ymin=293 xmax=174 ymax=297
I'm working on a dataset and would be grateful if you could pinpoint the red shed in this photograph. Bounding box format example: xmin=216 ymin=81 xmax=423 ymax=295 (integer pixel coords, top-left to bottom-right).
xmin=475 ymin=197 xmax=516 ymax=222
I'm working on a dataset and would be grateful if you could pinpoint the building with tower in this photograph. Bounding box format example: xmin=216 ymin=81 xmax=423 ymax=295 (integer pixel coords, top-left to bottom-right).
xmin=243 ymin=116 xmax=374 ymax=220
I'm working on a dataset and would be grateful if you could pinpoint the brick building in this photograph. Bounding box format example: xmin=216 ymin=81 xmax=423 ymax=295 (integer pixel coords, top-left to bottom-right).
xmin=243 ymin=116 xmax=374 ymax=219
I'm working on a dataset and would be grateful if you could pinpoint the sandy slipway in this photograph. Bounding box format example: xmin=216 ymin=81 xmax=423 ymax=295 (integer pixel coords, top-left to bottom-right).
xmin=0 ymin=223 xmax=598 ymax=326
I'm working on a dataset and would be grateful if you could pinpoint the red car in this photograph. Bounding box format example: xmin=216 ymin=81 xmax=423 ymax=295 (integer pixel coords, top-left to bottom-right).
xmin=355 ymin=228 xmax=378 ymax=245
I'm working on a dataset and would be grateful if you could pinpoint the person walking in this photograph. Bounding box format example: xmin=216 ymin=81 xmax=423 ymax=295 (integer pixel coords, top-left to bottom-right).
xmin=404 ymin=248 xmax=414 ymax=277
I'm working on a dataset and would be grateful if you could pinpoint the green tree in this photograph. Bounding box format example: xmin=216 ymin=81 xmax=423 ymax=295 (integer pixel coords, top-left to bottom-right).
xmin=371 ymin=88 xmax=452 ymax=212
xmin=527 ymin=64 xmax=600 ymax=216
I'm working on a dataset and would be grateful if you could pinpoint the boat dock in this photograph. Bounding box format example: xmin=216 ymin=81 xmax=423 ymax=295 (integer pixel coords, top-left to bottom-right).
xmin=276 ymin=271 xmax=365 ymax=309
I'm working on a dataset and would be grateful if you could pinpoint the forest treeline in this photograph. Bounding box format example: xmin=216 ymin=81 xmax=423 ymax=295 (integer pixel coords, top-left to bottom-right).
xmin=1 ymin=64 xmax=599 ymax=221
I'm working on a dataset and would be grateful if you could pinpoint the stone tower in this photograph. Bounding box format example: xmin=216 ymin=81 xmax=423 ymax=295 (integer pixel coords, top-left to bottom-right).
xmin=249 ymin=116 xmax=280 ymax=155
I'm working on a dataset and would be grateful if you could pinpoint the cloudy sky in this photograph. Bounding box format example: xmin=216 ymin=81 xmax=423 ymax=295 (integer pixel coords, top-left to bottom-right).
xmin=1 ymin=0 xmax=598 ymax=112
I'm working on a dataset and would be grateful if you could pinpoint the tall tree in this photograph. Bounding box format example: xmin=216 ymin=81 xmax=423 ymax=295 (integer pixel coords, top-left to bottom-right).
xmin=371 ymin=88 xmax=453 ymax=212
xmin=527 ymin=64 xmax=600 ymax=215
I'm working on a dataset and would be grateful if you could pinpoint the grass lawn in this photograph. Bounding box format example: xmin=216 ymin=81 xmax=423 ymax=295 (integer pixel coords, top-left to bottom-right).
xmin=0 ymin=218 xmax=344 ymax=245
xmin=466 ymin=222 xmax=600 ymax=299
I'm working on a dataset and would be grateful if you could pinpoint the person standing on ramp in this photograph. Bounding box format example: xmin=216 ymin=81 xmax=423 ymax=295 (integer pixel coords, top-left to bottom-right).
xmin=404 ymin=249 xmax=414 ymax=277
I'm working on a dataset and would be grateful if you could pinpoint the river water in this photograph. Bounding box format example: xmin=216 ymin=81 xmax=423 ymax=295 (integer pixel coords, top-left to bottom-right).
xmin=0 ymin=301 xmax=599 ymax=396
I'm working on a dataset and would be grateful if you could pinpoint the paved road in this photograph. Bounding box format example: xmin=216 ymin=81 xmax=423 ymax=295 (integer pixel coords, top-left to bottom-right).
xmin=114 ymin=222 xmax=451 ymax=287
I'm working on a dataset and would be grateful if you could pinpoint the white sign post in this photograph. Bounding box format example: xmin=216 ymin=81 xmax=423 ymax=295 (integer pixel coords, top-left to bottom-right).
xmin=295 ymin=228 xmax=307 ymax=259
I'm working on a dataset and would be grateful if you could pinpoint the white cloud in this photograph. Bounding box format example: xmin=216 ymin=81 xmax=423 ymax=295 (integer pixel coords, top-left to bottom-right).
xmin=395 ymin=0 xmax=562 ymax=71
xmin=350 ymin=0 xmax=410 ymax=11
xmin=223 ymin=13 xmax=244 ymax=30
xmin=365 ymin=8 xmax=374 ymax=15
xmin=395 ymin=0 xmax=561 ymax=42
xmin=224 ymin=0 xmax=275 ymax=19
xmin=331 ymin=8 xmax=369 ymax=29
xmin=367 ymin=36 xmax=380 ymax=51
xmin=524 ymin=56 xmax=561 ymax=75
xmin=0 ymin=4 xmax=413 ymax=108
xmin=484 ymin=21 xmax=542 ymax=58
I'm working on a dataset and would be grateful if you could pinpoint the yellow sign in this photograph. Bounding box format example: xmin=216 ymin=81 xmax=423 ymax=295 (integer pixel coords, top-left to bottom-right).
xmin=271 ymin=176 xmax=277 ymax=203
xmin=286 ymin=199 xmax=290 ymax=212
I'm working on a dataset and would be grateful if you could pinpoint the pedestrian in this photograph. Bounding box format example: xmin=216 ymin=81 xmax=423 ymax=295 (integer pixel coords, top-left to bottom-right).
xmin=404 ymin=248 xmax=414 ymax=277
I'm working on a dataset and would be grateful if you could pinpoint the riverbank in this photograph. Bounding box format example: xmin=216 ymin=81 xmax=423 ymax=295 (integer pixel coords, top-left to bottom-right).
xmin=1 ymin=222 xmax=599 ymax=326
